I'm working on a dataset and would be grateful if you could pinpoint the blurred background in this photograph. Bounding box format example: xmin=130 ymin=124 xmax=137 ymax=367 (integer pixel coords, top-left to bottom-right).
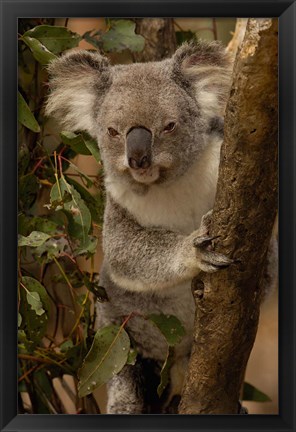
xmin=18 ymin=17 xmax=278 ymax=415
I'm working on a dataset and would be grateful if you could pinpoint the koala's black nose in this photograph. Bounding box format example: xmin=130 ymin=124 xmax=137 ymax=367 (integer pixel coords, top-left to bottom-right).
xmin=126 ymin=127 xmax=152 ymax=170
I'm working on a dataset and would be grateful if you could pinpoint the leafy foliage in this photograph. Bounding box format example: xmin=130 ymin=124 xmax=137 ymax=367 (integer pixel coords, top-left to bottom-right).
xmin=18 ymin=18 xmax=106 ymax=414
xmin=83 ymin=19 xmax=145 ymax=53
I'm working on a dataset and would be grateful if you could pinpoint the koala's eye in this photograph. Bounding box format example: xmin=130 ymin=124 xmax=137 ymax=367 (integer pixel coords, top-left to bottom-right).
xmin=107 ymin=127 xmax=119 ymax=137
xmin=163 ymin=122 xmax=176 ymax=133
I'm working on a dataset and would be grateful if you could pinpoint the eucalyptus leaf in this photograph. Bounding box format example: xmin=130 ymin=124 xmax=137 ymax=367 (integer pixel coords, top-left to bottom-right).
xmin=83 ymin=135 xmax=100 ymax=163
xmin=60 ymin=340 xmax=74 ymax=353
xmin=148 ymin=314 xmax=186 ymax=347
xmin=29 ymin=217 xmax=60 ymax=235
xmin=101 ymin=20 xmax=145 ymax=53
xmin=157 ymin=347 xmax=174 ymax=397
xmin=20 ymin=276 xmax=50 ymax=346
xmin=21 ymin=36 xmax=57 ymax=65
xmin=61 ymin=131 xmax=100 ymax=162
xmin=33 ymin=370 xmax=55 ymax=414
xmin=18 ymin=231 xmax=50 ymax=247
xmin=243 ymin=382 xmax=272 ymax=402
xmin=78 ymin=324 xmax=130 ymax=397
xmin=73 ymin=235 xmax=98 ymax=257
xmin=126 ymin=347 xmax=137 ymax=366
xmin=26 ymin=291 xmax=46 ymax=316
xmin=60 ymin=131 xmax=92 ymax=156
xmin=34 ymin=237 xmax=69 ymax=263
xmin=18 ymin=214 xmax=60 ymax=237
xmin=82 ymin=30 xmax=103 ymax=50
xmin=50 ymin=177 xmax=91 ymax=246
xmin=24 ymin=25 xmax=81 ymax=54
xmin=35 ymin=369 xmax=53 ymax=400
xmin=18 ymin=91 xmax=40 ymax=133
xmin=65 ymin=176 xmax=104 ymax=225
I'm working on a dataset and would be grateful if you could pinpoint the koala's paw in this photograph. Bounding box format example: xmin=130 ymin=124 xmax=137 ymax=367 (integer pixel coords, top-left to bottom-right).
xmin=190 ymin=210 xmax=233 ymax=273
xmin=193 ymin=234 xmax=233 ymax=273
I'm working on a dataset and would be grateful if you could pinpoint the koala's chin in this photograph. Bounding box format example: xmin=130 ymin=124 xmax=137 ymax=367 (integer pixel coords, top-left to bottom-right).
xmin=129 ymin=165 xmax=160 ymax=185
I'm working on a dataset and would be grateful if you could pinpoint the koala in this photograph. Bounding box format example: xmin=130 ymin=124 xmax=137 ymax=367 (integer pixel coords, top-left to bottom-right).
xmin=45 ymin=40 xmax=233 ymax=414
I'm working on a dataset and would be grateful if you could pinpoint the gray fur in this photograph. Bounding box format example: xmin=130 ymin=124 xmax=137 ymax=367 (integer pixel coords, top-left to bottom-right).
xmin=45 ymin=40 xmax=233 ymax=413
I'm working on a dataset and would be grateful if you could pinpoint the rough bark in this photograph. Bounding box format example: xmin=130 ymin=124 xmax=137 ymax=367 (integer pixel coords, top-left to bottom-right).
xmin=134 ymin=18 xmax=177 ymax=62
xmin=179 ymin=18 xmax=278 ymax=414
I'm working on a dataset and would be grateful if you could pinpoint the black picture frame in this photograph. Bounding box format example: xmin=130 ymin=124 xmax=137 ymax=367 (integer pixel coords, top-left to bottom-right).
xmin=1 ymin=0 xmax=295 ymax=431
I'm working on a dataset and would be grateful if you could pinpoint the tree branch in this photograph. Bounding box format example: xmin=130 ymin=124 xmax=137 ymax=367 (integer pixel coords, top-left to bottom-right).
xmin=179 ymin=18 xmax=278 ymax=414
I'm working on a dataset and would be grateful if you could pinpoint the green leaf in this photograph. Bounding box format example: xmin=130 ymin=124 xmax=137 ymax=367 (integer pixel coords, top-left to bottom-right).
xmin=50 ymin=176 xmax=91 ymax=246
xmin=26 ymin=291 xmax=46 ymax=316
xmin=60 ymin=131 xmax=100 ymax=162
xmin=157 ymin=347 xmax=174 ymax=397
xmin=21 ymin=36 xmax=57 ymax=65
xmin=83 ymin=134 xmax=100 ymax=163
xmin=60 ymin=131 xmax=92 ymax=156
xmin=126 ymin=347 xmax=137 ymax=366
xmin=20 ymin=276 xmax=50 ymax=346
xmin=18 ymin=231 xmax=51 ymax=247
xmin=78 ymin=324 xmax=130 ymax=397
xmin=148 ymin=314 xmax=186 ymax=347
xmin=82 ymin=30 xmax=103 ymax=50
xmin=74 ymin=235 xmax=98 ymax=257
xmin=65 ymin=177 xmax=104 ymax=225
xmin=33 ymin=237 xmax=69 ymax=263
xmin=18 ymin=91 xmax=40 ymax=132
xmin=23 ymin=25 xmax=81 ymax=54
xmin=101 ymin=20 xmax=145 ymax=53
xmin=18 ymin=313 xmax=22 ymax=328
xmin=60 ymin=340 xmax=74 ymax=353
xmin=242 ymin=382 xmax=272 ymax=402
xmin=28 ymin=216 xmax=60 ymax=235
xmin=33 ymin=369 xmax=55 ymax=414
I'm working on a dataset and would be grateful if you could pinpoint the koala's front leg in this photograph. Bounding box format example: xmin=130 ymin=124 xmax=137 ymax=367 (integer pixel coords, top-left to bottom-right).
xmin=104 ymin=199 xmax=232 ymax=292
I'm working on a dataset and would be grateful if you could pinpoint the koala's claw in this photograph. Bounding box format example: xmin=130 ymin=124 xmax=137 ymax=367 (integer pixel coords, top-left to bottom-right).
xmin=200 ymin=251 xmax=233 ymax=272
xmin=193 ymin=235 xmax=220 ymax=248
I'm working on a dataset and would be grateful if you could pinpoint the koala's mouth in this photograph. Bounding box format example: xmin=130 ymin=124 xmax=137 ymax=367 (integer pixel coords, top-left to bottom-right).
xmin=129 ymin=166 xmax=160 ymax=184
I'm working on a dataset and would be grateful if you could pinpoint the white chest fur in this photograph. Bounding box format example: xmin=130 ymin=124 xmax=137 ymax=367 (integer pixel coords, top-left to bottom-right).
xmin=106 ymin=137 xmax=221 ymax=234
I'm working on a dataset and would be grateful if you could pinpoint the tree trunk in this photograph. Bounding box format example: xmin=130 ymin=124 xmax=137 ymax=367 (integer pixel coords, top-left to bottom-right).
xmin=134 ymin=18 xmax=177 ymax=62
xmin=179 ymin=18 xmax=278 ymax=414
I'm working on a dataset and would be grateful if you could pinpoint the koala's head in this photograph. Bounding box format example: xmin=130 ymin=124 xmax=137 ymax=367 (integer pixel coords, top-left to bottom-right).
xmin=45 ymin=41 xmax=231 ymax=192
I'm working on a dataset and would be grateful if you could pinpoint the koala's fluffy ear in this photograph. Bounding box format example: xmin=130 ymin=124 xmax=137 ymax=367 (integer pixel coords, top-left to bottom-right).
xmin=171 ymin=40 xmax=232 ymax=117
xmin=45 ymin=50 xmax=111 ymax=136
